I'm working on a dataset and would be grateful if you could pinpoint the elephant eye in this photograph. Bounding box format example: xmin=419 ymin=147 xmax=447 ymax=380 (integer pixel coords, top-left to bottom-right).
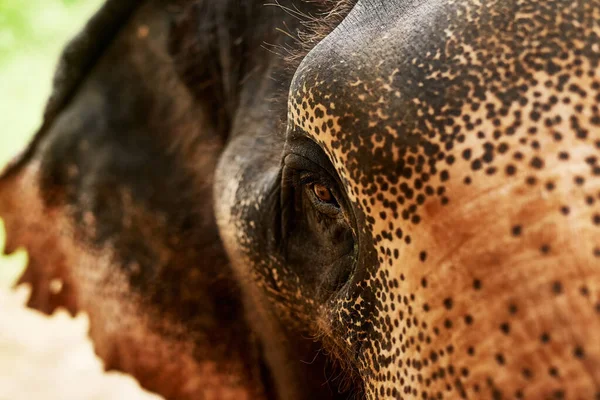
xmin=311 ymin=183 xmax=335 ymax=204
xmin=282 ymin=151 xmax=342 ymax=217
xmin=303 ymin=179 xmax=341 ymax=217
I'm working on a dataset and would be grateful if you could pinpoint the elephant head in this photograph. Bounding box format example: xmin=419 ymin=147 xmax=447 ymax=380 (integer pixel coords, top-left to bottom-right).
xmin=214 ymin=0 xmax=600 ymax=398
xmin=1 ymin=0 xmax=599 ymax=399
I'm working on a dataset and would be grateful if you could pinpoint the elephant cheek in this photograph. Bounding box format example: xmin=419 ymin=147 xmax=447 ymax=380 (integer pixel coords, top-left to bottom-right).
xmin=355 ymin=232 xmax=600 ymax=399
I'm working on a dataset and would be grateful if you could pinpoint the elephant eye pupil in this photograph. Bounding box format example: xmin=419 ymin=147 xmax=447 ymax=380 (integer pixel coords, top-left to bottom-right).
xmin=312 ymin=183 xmax=334 ymax=203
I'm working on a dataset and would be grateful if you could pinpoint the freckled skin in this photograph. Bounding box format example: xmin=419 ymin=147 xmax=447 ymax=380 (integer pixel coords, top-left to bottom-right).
xmin=217 ymin=0 xmax=600 ymax=399
xmin=1 ymin=0 xmax=600 ymax=399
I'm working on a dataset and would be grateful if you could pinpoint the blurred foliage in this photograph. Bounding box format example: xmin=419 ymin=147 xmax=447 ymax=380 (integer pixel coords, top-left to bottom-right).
xmin=0 ymin=0 xmax=104 ymax=168
xmin=0 ymin=0 xmax=104 ymax=287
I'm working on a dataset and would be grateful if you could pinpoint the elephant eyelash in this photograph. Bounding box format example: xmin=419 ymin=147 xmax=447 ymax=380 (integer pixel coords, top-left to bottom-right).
xmin=297 ymin=172 xmax=322 ymax=186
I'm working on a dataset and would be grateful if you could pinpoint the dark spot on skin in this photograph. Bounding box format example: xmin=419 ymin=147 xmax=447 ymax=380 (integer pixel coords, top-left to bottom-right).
xmin=512 ymin=225 xmax=522 ymax=236
xmin=586 ymin=196 xmax=595 ymax=205
xmin=530 ymin=156 xmax=545 ymax=169
xmin=462 ymin=149 xmax=472 ymax=160
xmin=473 ymin=279 xmax=482 ymax=290
xmin=495 ymin=353 xmax=506 ymax=365
xmin=541 ymin=333 xmax=551 ymax=343
xmin=482 ymin=151 xmax=494 ymax=164
xmin=552 ymin=281 xmax=563 ymax=294
xmin=574 ymin=346 xmax=585 ymax=359
xmin=430 ymin=351 xmax=439 ymax=363
xmin=505 ymin=164 xmax=517 ymax=175
xmin=443 ymin=298 xmax=453 ymax=310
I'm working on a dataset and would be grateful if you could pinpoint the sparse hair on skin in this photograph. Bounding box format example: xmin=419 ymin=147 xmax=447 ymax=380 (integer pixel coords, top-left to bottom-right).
xmin=265 ymin=0 xmax=356 ymax=69
xmin=264 ymin=0 xmax=357 ymax=136
xmin=165 ymin=0 xmax=354 ymax=139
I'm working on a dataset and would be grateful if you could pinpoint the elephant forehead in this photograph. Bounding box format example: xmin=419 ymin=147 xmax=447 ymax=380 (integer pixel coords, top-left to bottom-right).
xmin=288 ymin=0 xmax=600 ymax=241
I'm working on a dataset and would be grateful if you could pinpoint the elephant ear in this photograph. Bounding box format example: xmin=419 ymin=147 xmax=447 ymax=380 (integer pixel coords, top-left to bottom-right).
xmin=0 ymin=0 xmax=141 ymax=315
xmin=0 ymin=1 xmax=263 ymax=397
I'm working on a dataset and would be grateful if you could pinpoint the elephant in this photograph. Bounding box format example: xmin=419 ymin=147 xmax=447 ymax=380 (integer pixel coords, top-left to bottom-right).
xmin=0 ymin=0 xmax=599 ymax=399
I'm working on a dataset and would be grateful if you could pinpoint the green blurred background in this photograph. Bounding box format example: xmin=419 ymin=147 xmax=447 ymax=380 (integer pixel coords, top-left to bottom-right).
xmin=0 ymin=0 xmax=104 ymax=288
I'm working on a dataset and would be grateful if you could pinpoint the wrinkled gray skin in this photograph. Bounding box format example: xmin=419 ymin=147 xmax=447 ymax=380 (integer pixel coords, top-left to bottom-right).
xmin=1 ymin=0 xmax=599 ymax=399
